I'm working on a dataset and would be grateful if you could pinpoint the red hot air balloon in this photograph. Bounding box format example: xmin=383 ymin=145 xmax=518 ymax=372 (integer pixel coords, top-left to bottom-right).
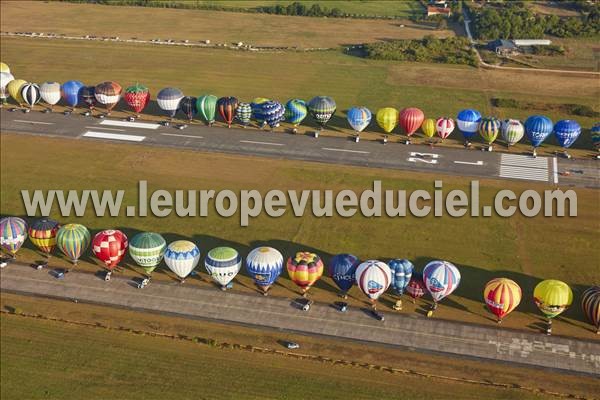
xmin=217 ymin=97 xmax=238 ymax=128
xmin=124 ymin=83 xmax=150 ymax=117
xmin=92 ymin=229 xmax=128 ymax=281
xmin=399 ymin=107 xmax=424 ymax=143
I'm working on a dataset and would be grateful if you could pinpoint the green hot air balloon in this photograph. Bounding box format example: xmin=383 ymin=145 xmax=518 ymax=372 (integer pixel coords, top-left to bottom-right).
xmin=196 ymin=94 xmax=217 ymax=126
xmin=56 ymin=223 xmax=91 ymax=271
xmin=129 ymin=232 xmax=166 ymax=277
xmin=479 ymin=117 xmax=501 ymax=151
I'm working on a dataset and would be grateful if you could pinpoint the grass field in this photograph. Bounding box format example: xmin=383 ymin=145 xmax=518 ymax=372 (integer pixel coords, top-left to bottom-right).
xmin=520 ymin=37 xmax=600 ymax=72
xmin=1 ymin=37 xmax=598 ymax=155
xmin=0 ymin=1 xmax=451 ymax=48
xmin=2 ymin=293 xmax=599 ymax=400
xmin=1 ymin=134 xmax=599 ymax=339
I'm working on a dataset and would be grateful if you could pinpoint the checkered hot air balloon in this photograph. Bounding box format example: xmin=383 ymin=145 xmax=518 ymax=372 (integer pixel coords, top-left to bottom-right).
xmin=124 ymin=83 xmax=150 ymax=117
xmin=56 ymin=224 xmax=90 ymax=267
xmin=92 ymin=229 xmax=128 ymax=271
xmin=21 ymin=82 xmax=41 ymax=109
xmin=356 ymin=260 xmax=392 ymax=306
xmin=246 ymin=246 xmax=283 ymax=295
xmin=235 ymin=102 xmax=252 ymax=127
xmin=406 ymin=272 xmax=426 ymax=303
xmin=205 ymin=246 xmax=242 ymax=289
xmin=28 ymin=218 xmax=60 ymax=257
xmin=328 ymin=253 xmax=360 ymax=296
xmin=483 ymin=278 xmax=522 ymax=323
xmin=399 ymin=107 xmax=425 ymax=141
xmin=307 ymin=96 xmax=336 ymax=128
xmin=389 ymin=259 xmax=414 ymax=296
xmin=217 ymin=96 xmax=239 ymax=128
xmin=179 ymin=96 xmax=197 ymax=121
xmin=128 ymin=232 xmax=166 ymax=276
xmin=423 ymin=260 xmax=461 ymax=316
xmin=435 ymin=117 xmax=455 ymax=141
xmin=286 ymin=252 xmax=324 ymax=295
xmin=197 ymin=94 xmax=217 ymax=125
xmin=285 ymin=99 xmax=307 ymax=132
xmin=501 ymin=119 xmax=524 ymax=147
xmin=581 ymin=286 xmax=600 ymax=334
xmin=94 ymin=81 xmax=122 ymax=115
xmin=164 ymin=240 xmax=200 ymax=281
xmin=0 ymin=217 xmax=27 ymax=258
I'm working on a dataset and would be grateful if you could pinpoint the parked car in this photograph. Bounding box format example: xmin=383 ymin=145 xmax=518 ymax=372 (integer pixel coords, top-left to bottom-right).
xmin=284 ymin=341 xmax=300 ymax=350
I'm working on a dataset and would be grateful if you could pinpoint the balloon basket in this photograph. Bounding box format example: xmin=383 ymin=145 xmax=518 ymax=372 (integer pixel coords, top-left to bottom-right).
xmin=426 ymin=310 xmax=434 ymax=318
xmin=262 ymin=291 xmax=269 ymax=297
xmin=24 ymin=108 xmax=31 ymax=113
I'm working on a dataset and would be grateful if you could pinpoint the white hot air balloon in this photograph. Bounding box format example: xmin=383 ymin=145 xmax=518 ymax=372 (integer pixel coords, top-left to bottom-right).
xmin=164 ymin=240 xmax=200 ymax=283
xmin=355 ymin=260 xmax=392 ymax=307
xmin=205 ymin=246 xmax=242 ymax=290
xmin=40 ymin=82 xmax=62 ymax=111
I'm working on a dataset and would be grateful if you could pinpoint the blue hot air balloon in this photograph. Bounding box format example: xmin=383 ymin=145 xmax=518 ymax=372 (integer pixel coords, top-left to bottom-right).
xmin=592 ymin=122 xmax=600 ymax=151
xmin=60 ymin=80 xmax=84 ymax=109
xmin=246 ymin=247 xmax=284 ymax=295
xmin=347 ymin=106 xmax=372 ymax=133
xmin=256 ymin=101 xmax=285 ymax=129
xmin=525 ymin=115 xmax=553 ymax=149
xmin=389 ymin=259 xmax=414 ymax=296
xmin=456 ymin=109 xmax=481 ymax=143
xmin=328 ymin=253 xmax=360 ymax=296
xmin=554 ymin=120 xmax=581 ymax=149
xmin=285 ymin=99 xmax=308 ymax=132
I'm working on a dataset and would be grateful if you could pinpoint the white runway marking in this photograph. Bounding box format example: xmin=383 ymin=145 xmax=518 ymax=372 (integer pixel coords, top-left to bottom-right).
xmin=99 ymin=120 xmax=159 ymax=130
xmin=82 ymin=131 xmax=146 ymax=142
xmin=553 ymin=157 xmax=559 ymax=185
xmin=13 ymin=120 xmax=54 ymax=125
xmin=410 ymin=152 xmax=439 ymax=159
xmin=85 ymin=126 xmax=125 ymax=132
xmin=161 ymin=133 xmax=204 ymax=139
xmin=240 ymin=140 xmax=284 ymax=146
xmin=499 ymin=153 xmax=548 ymax=169
xmin=322 ymin=147 xmax=369 ymax=154
xmin=499 ymin=154 xmax=549 ymax=182
xmin=454 ymin=160 xmax=483 ymax=166
xmin=408 ymin=157 xmax=438 ymax=164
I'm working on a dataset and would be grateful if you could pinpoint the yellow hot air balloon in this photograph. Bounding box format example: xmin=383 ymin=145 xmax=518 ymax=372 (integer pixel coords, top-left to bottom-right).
xmin=0 ymin=62 xmax=9 ymax=73
xmin=7 ymin=79 xmax=27 ymax=105
xmin=534 ymin=279 xmax=572 ymax=335
xmin=483 ymin=278 xmax=521 ymax=323
xmin=421 ymin=118 xmax=435 ymax=138
xmin=376 ymin=107 xmax=398 ymax=133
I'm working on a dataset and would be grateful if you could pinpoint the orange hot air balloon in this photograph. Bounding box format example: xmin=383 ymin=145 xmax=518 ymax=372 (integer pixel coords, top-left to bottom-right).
xmin=286 ymin=252 xmax=324 ymax=295
xmin=483 ymin=278 xmax=522 ymax=323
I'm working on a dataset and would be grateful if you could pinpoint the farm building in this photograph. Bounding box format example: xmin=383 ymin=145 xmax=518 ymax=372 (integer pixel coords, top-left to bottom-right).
xmin=487 ymin=39 xmax=519 ymax=56
xmin=427 ymin=1 xmax=451 ymax=17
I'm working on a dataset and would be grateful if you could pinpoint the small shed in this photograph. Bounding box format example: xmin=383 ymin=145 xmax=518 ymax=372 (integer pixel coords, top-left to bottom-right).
xmin=487 ymin=39 xmax=518 ymax=56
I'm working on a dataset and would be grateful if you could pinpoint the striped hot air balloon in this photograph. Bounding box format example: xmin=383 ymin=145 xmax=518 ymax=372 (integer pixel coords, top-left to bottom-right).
xmin=0 ymin=217 xmax=27 ymax=258
xmin=205 ymin=246 xmax=242 ymax=289
xmin=217 ymin=96 xmax=239 ymax=128
xmin=406 ymin=272 xmax=426 ymax=303
xmin=164 ymin=240 xmax=200 ymax=281
xmin=0 ymin=72 xmax=14 ymax=104
xmin=28 ymin=218 xmax=60 ymax=257
xmin=124 ymin=83 xmax=150 ymax=116
xmin=308 ymin=96 xmax=336 ymax=128
xmin=286 ymin=252 xmax=324 ymax=295
xmin=39 ymin=82 xmax=61 ymax=111
xmin=128 ymin=232 xmax=166 ymax=275
xmin=94 ymin=81 xmax=122 ymax=114
xmin=60 ymin=80 xmax=84 ymax=109
xmin=235 ymin=102 xmax=252 ymax=127
xmin=356 ymin=260 xmax=392 ymax=306
xmin=399 ymin=107 xmax=424 ymax=142
xmin=7 ymin=79 xmax=27 ymax=106
xmin=347 ymin=106 xmax=372 ymax=133
xmin=421 ymin=118 xmax=435 ymax=139
xmin=285 ymin=99 xmax=307 ymax=132
xmin=21 ymin=82 xmax=41 ymax=109
xmin=436 ymin=117 xmax=455 ymax=141
xmin=483 ymin=278 xmax=522 ymax=323
xmin=92 ymin=229 xmax=128 ymax=271
xmin=376 ymin=107 xmax=398 ymax=134
xmin=581 ymin=286 xmax=600 ymax=334
xmin=157 ymin=87 xmax=183 ymax=120
xmin=197 ymin=94 xmax=217 ymax=125
xmin=501 ymin=119 xmax=524 ymax=147
xmin=389 ymin=259 xmax=414 ymax=296
xmin=328 ymin=253 xmax=359 ymax=296
xmin=479 ymin=117 xmax=501 ymax=150
xmin=56 ymin=223 xmax=90 ymax=267
xmin=423 ymin=260 xmax=461 ymax=316
xmin=246 ymin=246 xmax=283 ymax=295
xmin=456 ymin=109 xmax=481 ymax=144
xmin=179 ymin=96 xmax=197 ymax=121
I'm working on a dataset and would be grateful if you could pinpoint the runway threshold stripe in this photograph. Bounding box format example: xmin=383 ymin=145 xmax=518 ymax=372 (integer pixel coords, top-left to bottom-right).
xmin=99 ymin=120 xmax=160 ymax=130
xmin=13 ymin=120 xmax=54 ymax=125
xmin=161 ymin=133 xmax=204 ymax=139
xmin=499 ymin=165 xmax=548 ymax=181
xmin=322 ymin=147 xmax=370 ymax=154
xmin=553 ymin=157 xmax=559 ymax=185
xmin=85 ymin=126 xmax=125 ymax=132
xmin=240 ymin=140 xmax=284 ymax=146
xmin=82 ymin=131 xmax=146 ymax=142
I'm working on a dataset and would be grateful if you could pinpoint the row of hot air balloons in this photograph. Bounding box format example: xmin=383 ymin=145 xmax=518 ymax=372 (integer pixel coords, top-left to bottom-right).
xmin=1 ymin=215 xmax=598 ymax=333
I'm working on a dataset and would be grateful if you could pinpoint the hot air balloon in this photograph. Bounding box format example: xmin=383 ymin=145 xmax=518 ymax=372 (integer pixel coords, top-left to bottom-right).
xmin=406 ymin=272 xmax=426 ymax=303
xmin=346 ymin=106 xmax=371 ymax=134
xmin=456 ymin=109 xmax=481 ymax=146
xmin=285 ymin=99 xmax=307 ymax=133
xmin=0 ymin=72 xmax=14 ymax=105
xmin=581 ymin=286 xmax=600 ymax=334
xmin=157 ymin=87 xmax=184 ymax=123
xmin=308 ymin=96 xmax=336 ymax=129
xmin=251 ymin=97 xmax=270 ymax=126
xmin=399 ymin=107 xmax=424 ymax=143
xmin=128 ymin=232 xmax=166 ymax=278
xmin=28 ymin=218 xmax=60 ymax=266
xmin=56 ymin=223 xmax=90 ymax=271
xmin=501 ymin=119 xmax=524 ymax=147
xmin=483 ymin=278 xmax=521 ymax=323
xmin=389 ymin=259 xmax=414 ymax=297
xmin=479 ymin=117 xmax=501 ymax=151
xmin=436 ymin=117 xmax=455 ymax=141
xmin=423 ymin=260 xmax=461 ymax=317
xmin=80 ymin=86 xmax=97 ymax=112
xmin=0 ymin=62 xmax=9 ymax=73
xmin=328 ymin=253 xmax=359 ymax=298
xmin=197 ymin=94 xmax=218 ymax=126
xmin=92 ymin=229 xmax=128 ymax=280
xmin=286 ymin=252 xmax=324 ymax=296
xmin=217 ymin=96 xmax=238 ymax=128
xmin=0 ymin=217 xmax=27 ymax=260
xmin=356 ymin=260 xmax=391 ymax=309
xmin=554 ymin=119 xmax=581 ymax=158
xmin=256 ymin=100 xmax=285 ymax=130
xmin=525 ymin=115 xmax=553 ymax=157
xmin=246 ymin=246 xmax=283 ymax=295
xmin=533 ymin=279 xmax=572 ymax=335
xmin=94 ymin=81 xmax=122 ymax=116
xmin=421 ymin=118 xmax=435 ymax=139
xmin=164 ymin=240 xmax=200 ymax=283
xmin=21 ymin=82 xmax=40 ymax=111
xmin=60 ymin=80 xmax=84 ymax=111
xmin=124 ymin=83 xmax=150 ymax=118
xmin=591 ymin=122 xmax=600 ymax=153
xmin=7 ymin=79 xmax=27 ymax=106
xmin=39 ymin=82 xmax=61 ymax=112
xmin=376 ymin=107 xmax=398 ymax=134
xmin=205 ymin=246 xmax=242 ymax=290
xmin=179 ymin=96 xmax=198 ymax=121
xmin=236 ymin=102 xmax=252 ymax=127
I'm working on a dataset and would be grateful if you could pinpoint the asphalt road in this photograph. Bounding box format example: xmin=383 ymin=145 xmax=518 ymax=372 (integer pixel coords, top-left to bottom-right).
xmin=1 ymin=264 xmax=599 ymax=375
xmin=2 ymin=109 xmax=598 ymax=188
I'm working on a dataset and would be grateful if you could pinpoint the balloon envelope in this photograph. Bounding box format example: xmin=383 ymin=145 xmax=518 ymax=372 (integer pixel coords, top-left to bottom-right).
xmin=205 ymin=246 xmax=242 ymax=287
xmin=307 ymin=96 xmax=336 ymax=127
xmin=60 ymin=80 xmax=84 ymax=108
xmin=196 ymin=94 xmax=217 ymax=124
xmin=591 ymin=122 xmax=600 ymax=150
xmin=355 ymin=260 xmax=392 ymax=300
xmin=525 ymin=115 xmax=553 ymax=148
xmin=483 ymin=278 xmax=522 ymax=320
xmin=501 ymin=119 xmax=524 ymax=146
xmin=423 ymin=260 xmax=460 ymax=303
xmin=533 ymin=279 xmax=572 ymax=319
xmin=21 ymin=83 xmax=41 ymax=107
xmin=553 ymin=119 xmax=581 ymax=149
xmin=80 ymin=86 xmax=97 ymax=109
xmin=256 ymin=100 xmax=285 ymax=128
xmin=236 ymin=102 xmax=252 ymax=125
xmin=56 ymin=224 xmax=90 ymax=263
xmin=456 ymin=109 xmax=481 ymax=139
xmin=164 ymin=240 xmax=200 ymax=279
xmin=0 ymin=217 xmax=28 ymax=256
xmin=179 ymin=96 xmax=198 ymax=120
xmin=347 ymin=106 xmax=372 ymax=132
xmin=92 ymin=229 xmax=128 ymax=270
xmin=421 ymin=118 xmax=435 ymax=138
xmin=246 ymin=246 xmax=283 ymax=291
xmin=40 ymin=82 xmax=61 ymax=106
xmin=581 ymin=286 xmax=600 ymax=332
xmin=0 ymin=62 xmax=9 ymax=73
xmin=285 ymin=99 xmax=307 ymax=125
xmin=399 ymin=107 xmax=424 ymax=136
xmin=94 ymin=81 xmax=122 ymax=111
xmin=217 ymin=96 xmax=239 ymax=126
xmin=389 ymin=259 xmax=414 ymax=296
xmin=0 ymin=72 xmax=15 ymax=100
xmin=7 ymin=79 xmax=27 ymax=104
xmin=376 ymin=107 xmax=398 ymax=133
xmin=328 ymin=253 xmax=359 ymax=293
xmin=28 ymin=218 xmax=60 ymax=255
xmin=406 ymin=272 xmax=426 ymax=301
xmin=129 ymin=232 xmax=166 ymax=272
xmin=479 ymin=117 xmax=501 ymax=145
xmin=124 ymin=83 xmax=150 ymax=114
xmin=286 ymin=251 xmax=324 ymax=291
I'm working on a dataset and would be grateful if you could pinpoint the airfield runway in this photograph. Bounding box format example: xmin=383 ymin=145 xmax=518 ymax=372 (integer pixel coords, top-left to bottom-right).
xmin=1 ymin=265 xmax=599 ymax=375
xmin=1 ymin=109 xmax=598 ymax=188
